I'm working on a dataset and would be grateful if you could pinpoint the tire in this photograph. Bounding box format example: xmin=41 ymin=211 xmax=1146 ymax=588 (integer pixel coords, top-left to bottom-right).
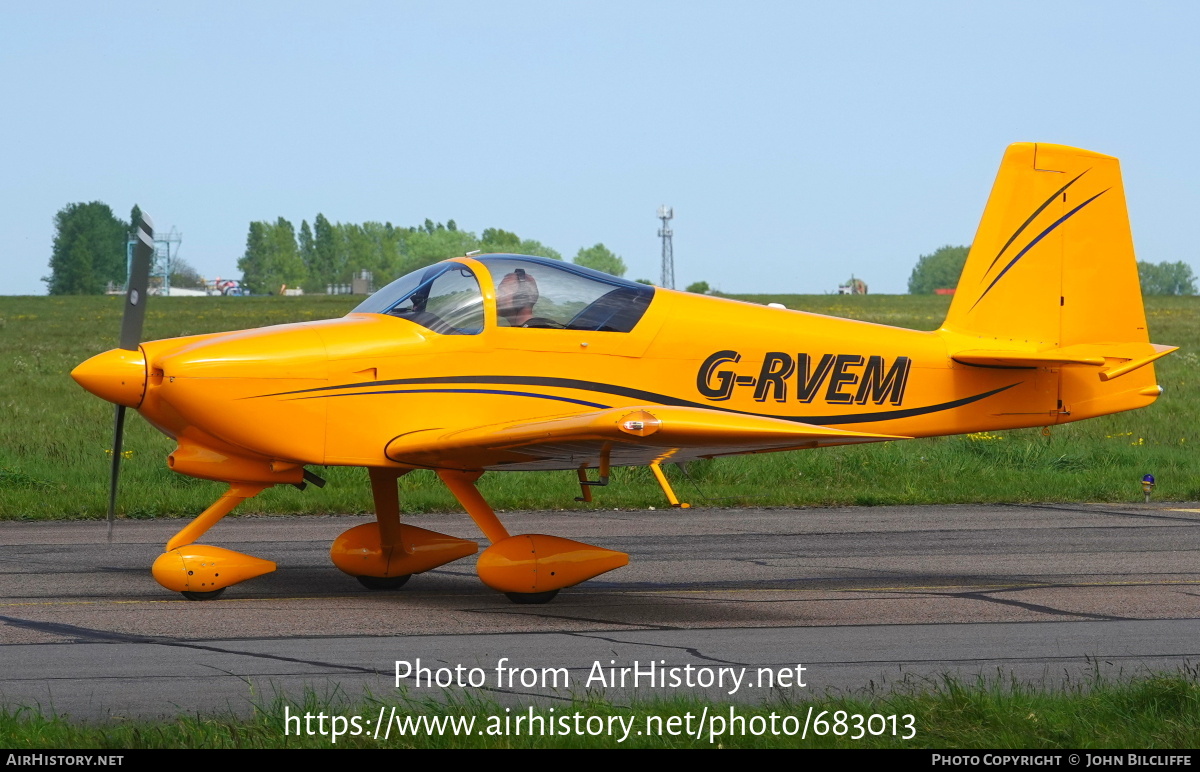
xmin=504 ymin=589 xmax=559 ymax=604
xmin=181 ymin=588 xmax=226 ymax=601
xmin=356 ymin=574 xmax=411 ymax=590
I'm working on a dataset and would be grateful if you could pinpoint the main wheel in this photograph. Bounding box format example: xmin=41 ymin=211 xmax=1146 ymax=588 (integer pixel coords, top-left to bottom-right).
xmin=181 ymin=588 xmax=226 ymax=601
xmin=356 ymin=574 xmax=411 ymax=590
xmin=504 ymin=589 xmax=559 ymax=605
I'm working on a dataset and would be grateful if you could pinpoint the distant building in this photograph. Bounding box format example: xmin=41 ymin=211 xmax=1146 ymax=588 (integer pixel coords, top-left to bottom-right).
xmin=838 ymin=276 xmax=868 ymax=295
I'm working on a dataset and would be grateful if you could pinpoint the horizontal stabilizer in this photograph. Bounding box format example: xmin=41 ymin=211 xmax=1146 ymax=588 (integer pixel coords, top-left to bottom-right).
xmin=953 ymin=347 xmax=1105 ymax=368
xmin=385 ymin=406 xmax=908 ymax=471
xmin=953 ymin=343 xmax=1177 ymax=380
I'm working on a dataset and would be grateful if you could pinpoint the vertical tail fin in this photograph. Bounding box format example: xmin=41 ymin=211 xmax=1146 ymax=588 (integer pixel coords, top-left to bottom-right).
xmin=944 ymin=143 xmax=1148 ymax=347
xmin=942 ymin=143 xmax=1173 ymax=422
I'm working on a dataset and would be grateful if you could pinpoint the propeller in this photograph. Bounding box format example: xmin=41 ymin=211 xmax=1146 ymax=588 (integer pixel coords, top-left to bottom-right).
xmin=107 ymin=213 xmax=154 ymax=542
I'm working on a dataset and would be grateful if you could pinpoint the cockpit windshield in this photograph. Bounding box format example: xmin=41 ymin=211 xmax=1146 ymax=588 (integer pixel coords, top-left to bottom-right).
xmin=353 ymin=262 xmax=484 ymax=335
xmin=353 ymin=255 xmax=654 ymax=334
xmin=479 ymin=256 xmax=654 ymax=332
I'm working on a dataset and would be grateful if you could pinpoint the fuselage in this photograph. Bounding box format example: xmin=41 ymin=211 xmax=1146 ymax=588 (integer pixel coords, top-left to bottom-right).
xmin=84 ymin=252 xmax=1152 ymax=478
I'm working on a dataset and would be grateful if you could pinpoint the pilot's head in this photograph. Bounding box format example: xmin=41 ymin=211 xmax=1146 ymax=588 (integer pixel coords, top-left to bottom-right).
xmin=496 ymin=268 xmax=539 ymax=322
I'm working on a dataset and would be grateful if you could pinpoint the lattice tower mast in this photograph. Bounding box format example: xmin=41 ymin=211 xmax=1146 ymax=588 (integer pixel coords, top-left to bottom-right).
xmin=126 ymin=227 xmax=182 ymax=295
xmin=657 ymin=205 xmax=674 ymax=289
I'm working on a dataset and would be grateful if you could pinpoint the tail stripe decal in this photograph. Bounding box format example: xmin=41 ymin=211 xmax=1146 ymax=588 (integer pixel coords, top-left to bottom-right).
xmin=970 ymin=189 xmax=1108 ymax=310
xmin=984 ymin=170 xmax=1088 ymax=275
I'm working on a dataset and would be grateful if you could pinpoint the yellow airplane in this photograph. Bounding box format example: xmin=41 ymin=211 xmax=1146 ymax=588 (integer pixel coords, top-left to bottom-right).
xmin=73 ymin=142 xmax=1175 ymax=603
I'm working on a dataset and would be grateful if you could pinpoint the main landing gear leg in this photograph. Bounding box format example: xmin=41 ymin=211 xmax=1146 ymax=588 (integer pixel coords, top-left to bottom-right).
xmin=330 ymin=467 xmax=478 ymax=589
xmin=437 ymin=469 xmax=510 ymax=543
xmin=437 ymin=469 xmax=629 ymax=605
xmin=151 ymin=482 xmax=274 ymax=600
xmin=649 ymin=461 xmax=690 ymax=508
xmin=358 ymin=468 xmax=411 ymax=589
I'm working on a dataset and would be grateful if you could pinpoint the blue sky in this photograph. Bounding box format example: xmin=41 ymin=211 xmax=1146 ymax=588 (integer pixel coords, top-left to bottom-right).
xmin=3 ymin=1 xmax=1198 ymax=295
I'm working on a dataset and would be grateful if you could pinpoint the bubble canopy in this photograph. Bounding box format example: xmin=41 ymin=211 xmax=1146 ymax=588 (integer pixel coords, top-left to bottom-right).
xmin=353 ymin=255 xmax=655 ymax=335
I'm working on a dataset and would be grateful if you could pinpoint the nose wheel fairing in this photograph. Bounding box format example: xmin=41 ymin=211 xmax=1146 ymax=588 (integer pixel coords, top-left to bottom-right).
xmin=152 ymin=544 xmax=276 ymax=594
xmin=150 ymin=482 xmax=280 ymax=599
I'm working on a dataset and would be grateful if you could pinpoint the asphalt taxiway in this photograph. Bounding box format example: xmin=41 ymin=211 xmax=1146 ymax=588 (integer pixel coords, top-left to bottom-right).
xmin=2 ymin=503 xmax=1199 ymax=720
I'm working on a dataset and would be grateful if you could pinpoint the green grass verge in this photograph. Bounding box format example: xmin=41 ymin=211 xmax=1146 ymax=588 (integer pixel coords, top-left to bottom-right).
xmin=1 ymin=293 xmax=1196 ymax=519
xmin=4 ymin=670 xmax=1200 ymax=748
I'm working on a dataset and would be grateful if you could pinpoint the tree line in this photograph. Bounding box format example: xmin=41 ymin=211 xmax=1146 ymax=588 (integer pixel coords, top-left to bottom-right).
xmin=907 ymin=245 xmax=1196 ymax=295
xmin=237 ymin=216 xmax=628 ymax=294
xmin=44 ymin=202 xmax=134 ymax=295
xmin=42 ymin=201 xmax=629 ymax=295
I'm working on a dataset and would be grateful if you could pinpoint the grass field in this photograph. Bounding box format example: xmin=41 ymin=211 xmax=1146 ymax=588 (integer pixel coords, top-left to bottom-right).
xmin=1 ymin=292 xmax=1196 ymax=520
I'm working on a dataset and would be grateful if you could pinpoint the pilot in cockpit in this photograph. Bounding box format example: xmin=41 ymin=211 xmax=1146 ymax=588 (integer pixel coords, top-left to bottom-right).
xmin=496 ymin=269 xmax=560 ymax=328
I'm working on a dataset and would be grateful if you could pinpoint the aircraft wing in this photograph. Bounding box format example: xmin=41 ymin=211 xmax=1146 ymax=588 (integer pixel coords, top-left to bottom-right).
xmin=384 ymin=405 xmax=908 ymax=471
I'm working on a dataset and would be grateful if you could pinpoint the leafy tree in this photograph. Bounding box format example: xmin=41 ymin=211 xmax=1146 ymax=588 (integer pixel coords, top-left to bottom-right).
xmin=907 ymin=245 xmax=969 ymax=294
xmin=339 ymin=221 xmax=400 ymax=284
xmin=573 ymin=243 xmax=626 ymax=277
xmin=516 ymin=239 xmax=562 ymax=260
xmin=404 ymin=228 xmax=480 ymax=271
xmin=635 ymin=278 xmax=655 ymax=285
xmin=298 ymin=220 xmax=315 ymax=271
xmin=311 ymin=214 xmax=346 ymax=289
xmin=237 ymin=222 xmax=269 ymax=293
xmin=480 ymin=228 xmax=521 ymax=254
xmin=44 ymin=202 xmax=129 ymax=294
xmin=375 ymin=222 xmax=410 ymax=283
xmin=685 ymin=280 xmax=710 ymax=294
xmin=237 ymin=213 xmax=573 ymax=291
xmin=477 ymin=228 xmax=563 ymax=260
xmin=270 ymin=218 xmax=306 ymax=290
xmin=342 ymin=223 xmax=374 ymax=279
xmin=359 ymin=221 xmax=405 ymax=281
xmin=237 ymin=218 xmax=305 ymax=293
xmin=1138 ymin=260 xmax=1196 ymax=295
xmin=129 ymin=204 xmax=143 ymax=236
xmin=169 ymin=257 xmax=206 ymax=289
